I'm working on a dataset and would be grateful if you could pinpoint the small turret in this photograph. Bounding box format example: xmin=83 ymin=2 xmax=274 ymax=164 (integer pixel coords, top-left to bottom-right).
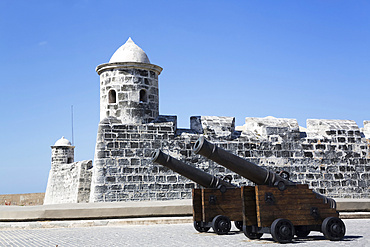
xmin=51 ymin=136 xmax=74 ymax=168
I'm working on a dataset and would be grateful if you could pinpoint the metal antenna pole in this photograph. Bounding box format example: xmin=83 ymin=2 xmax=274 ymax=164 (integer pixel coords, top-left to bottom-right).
xmin=71 ymin=105 xmax=74 ymax=145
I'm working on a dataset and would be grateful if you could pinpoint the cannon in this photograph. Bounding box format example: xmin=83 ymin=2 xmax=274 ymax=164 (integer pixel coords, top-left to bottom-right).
xmin=151 ymin=149 xmax=243 ymax=234
xmin=151 ymin=149 xmax=235 ymax=189
xmin=193 ymin=136 xmax=345 ymax=243
xmin=193 ymin=136 xmax=296 ymax=189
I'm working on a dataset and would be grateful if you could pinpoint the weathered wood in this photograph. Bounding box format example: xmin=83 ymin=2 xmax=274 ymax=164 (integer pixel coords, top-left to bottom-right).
xmin=201 ymin=187 xmax=243 ymax=222
xmin=257 ymin=202 xmax=337 ymax=211
xmin=192 ymin=189 xmax=202 ymax=222
xmin=241 ymin=186 xmax=258 ymax=226
xmin=255 ymin=185 xmax=338 ymax=227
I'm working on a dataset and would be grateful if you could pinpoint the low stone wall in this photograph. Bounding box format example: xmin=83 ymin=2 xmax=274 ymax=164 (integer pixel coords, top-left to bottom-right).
xmin=0 ymin=193 xmax=45 ymax=206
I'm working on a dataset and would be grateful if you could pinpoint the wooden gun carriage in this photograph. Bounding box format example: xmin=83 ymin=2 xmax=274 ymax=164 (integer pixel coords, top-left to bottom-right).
xmin=193 ymin=136 xmax=346 ymax=243
xmin=151 ymin=149 xmax=243 ymax=234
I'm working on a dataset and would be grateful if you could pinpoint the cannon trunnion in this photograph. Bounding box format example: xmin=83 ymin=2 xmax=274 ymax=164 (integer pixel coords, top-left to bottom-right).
xmin=192 ymin=137 xmax=346 ymax=243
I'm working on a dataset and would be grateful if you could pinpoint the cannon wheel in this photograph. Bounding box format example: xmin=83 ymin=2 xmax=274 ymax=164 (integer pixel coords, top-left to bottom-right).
xmin=321 ymin=217 xmax=345 ymax=241
xmin=212 ymin=215 xmax=231 ymax=235
xmin=271 ymin=218 xmax=294 ymax=243
xmin=193 ymin=221 xmax=210 ymax=233
xmin=234 ymin=221 xmax=243 ymax=231
xmin=243 ymin=225 xmax=263 ymax=239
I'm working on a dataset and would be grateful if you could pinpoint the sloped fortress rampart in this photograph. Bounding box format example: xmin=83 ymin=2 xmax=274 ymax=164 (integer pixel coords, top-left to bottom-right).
xmin=45 ymin=38 xmax=370 ymax=204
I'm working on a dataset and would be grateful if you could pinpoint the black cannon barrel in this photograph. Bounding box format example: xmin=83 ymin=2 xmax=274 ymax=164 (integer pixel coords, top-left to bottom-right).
xmin=151 ymin=149 xmax=236 ymax=189
xmin=193 ymin=136 xmax=295 ymax=187
xmin=193 ymin=136 xmax=337 ymax=208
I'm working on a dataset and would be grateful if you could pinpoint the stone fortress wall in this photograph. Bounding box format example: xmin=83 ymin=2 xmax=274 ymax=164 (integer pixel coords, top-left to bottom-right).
xmin=89 ymin=115 xmax=370 ymax=202
xmin=44 ymin=38 xmax=370 ymax=204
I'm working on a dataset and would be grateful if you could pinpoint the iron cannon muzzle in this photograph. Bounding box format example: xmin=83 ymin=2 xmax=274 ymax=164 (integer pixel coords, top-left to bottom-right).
xmin=151 ymin=149 xmax=236 ymax=189
xmin=193 ymin=136 xmax=209 ymax=156
xmin=151 ymin=149 xmax=160 ymax=162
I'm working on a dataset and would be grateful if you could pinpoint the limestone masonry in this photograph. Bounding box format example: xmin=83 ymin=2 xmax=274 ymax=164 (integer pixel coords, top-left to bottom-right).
xmin=44 ymin=137 xmax=92 ymax=204
xmin=44 ymin=38 xmax=370 ymax=204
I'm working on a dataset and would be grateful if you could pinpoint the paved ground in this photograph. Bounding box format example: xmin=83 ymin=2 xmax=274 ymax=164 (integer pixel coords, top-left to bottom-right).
xmin=0 ymin=219 xmax=368 ymax=247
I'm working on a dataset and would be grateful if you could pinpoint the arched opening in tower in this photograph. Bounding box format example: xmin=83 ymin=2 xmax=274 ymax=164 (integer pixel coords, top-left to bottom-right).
xmin=139 ymin=89 xmax=148 ymax=103
xmin=108 ymin=89 xmax=117 ymax=104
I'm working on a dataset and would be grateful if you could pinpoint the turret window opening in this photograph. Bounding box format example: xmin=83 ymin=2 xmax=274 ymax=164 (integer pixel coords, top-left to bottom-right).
xmin=139 ymin=89 xmax=148 ymax=103
xmin=108 ymin=89 xmax=117 ymax=104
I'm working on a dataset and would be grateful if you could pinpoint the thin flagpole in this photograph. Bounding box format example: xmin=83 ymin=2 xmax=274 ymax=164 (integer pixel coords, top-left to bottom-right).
xmin=71 ymin=105 xmax=74 ymax=145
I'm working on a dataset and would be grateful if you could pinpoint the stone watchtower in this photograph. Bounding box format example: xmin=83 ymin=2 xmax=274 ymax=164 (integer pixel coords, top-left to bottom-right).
xmin=45 ymin=136 xmax=92 ymax=204
xmin=95 ymin=38 xmax=163 ymax=124
xmin=51 ymin=136 xmax=74 ymax=168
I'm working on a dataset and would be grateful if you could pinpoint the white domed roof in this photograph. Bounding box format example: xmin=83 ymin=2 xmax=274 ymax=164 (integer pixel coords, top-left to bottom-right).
xmin=109 ymin=37 xmax=150 ymax=64
xmin=54 ymin=136 xmax=72 ymax=146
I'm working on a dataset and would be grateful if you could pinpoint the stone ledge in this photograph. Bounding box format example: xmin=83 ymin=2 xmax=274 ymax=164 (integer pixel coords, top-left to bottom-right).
xmin=0 ymin=213 xmax=369 ymax=230
xmin=339 ymin=212 xmax=370 ymax=219
xmin=335 ymin=199 xmax=370 ymax=212
xmin=0 ymin=199 xmax=369 ymax=223
xmin=0 ymin=199 xmax=192 ymax=222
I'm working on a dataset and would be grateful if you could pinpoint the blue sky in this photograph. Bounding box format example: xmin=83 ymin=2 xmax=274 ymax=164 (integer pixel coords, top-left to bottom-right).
xmin=0 ymin=0 xmax=369 ymax=194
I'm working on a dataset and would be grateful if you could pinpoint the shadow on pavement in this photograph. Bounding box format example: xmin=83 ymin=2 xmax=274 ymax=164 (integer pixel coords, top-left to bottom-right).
xmin=293 ymin=235 xmax=363 ymax=243
xmin=240 ymin=235 xmax=363 ymax=244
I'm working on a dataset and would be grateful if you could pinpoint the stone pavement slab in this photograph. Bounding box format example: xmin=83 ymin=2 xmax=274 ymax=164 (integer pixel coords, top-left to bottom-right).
xmin=0 ymin=219 xmax=368 ymax=247
xmin=0 ymin=217 xmax=194 ymax=230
